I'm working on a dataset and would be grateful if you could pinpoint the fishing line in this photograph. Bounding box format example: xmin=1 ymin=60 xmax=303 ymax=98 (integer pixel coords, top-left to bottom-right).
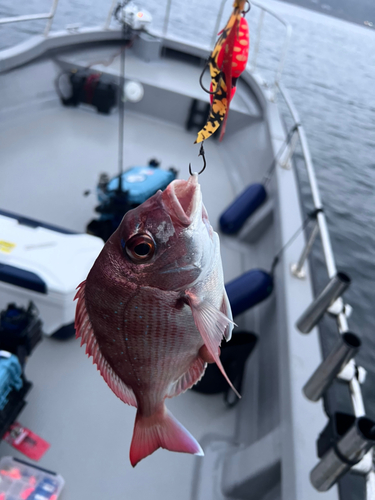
xmin=117 ymin=44 xmax=126 ymax=194
xmin=116 ymin=0 xmax=134 ymax=194
xmin=270 ymin=208 xmax=323 ymax=275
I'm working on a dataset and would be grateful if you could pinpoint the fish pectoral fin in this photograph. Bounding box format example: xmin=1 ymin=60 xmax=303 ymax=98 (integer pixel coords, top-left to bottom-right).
xmin=184 ymin=290 xmax=240 ymax=399
xmin=74 ymin=281 xmax=137 ymax=408
xmin=221 ymin=290 xmax=234 ymax=342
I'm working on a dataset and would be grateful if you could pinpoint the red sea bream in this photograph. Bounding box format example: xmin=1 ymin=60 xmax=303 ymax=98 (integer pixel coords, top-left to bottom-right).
xmin=74 ymin=173 xmax=238 ymax=466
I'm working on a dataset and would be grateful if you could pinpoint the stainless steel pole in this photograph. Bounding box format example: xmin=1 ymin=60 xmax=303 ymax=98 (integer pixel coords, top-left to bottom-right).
xmin=211 ymin=0 xmax=227 ymax=46
xmin=163 ymin=0 xmax=173 ymax=38
xmin=250 ymin=9 xmax=264 ymax=71
xmin=104 ymin=0 xmax=118 ymax=30
xmin=291 ymin=222 xmax=319 ymax=279
xmin=44 ymin=0 xmax=60 ymax=36
xmin=277 ymin=84 xmax=338 ymax=279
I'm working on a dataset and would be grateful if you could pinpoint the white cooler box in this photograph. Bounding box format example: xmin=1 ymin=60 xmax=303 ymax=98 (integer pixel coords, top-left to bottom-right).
xmin=0 ymin=210 xmax=103 ymax=337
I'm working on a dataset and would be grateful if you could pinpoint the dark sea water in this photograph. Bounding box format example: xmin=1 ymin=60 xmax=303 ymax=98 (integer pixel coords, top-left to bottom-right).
xmin=0 ymin=1 xmax=374 ymax=412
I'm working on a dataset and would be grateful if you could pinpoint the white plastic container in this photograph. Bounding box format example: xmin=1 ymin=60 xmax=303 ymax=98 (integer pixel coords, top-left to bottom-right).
xmin=0 ymin=211 xmax=103 ymax=337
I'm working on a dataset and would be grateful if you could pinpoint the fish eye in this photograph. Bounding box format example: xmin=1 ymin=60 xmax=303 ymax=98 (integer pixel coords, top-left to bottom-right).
xmin=125 ymin=234 xmax=155 ymax=263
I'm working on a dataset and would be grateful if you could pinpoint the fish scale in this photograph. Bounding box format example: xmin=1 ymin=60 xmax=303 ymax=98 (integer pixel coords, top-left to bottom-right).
xmin=121 ymin=294 xmax=201 ymax=396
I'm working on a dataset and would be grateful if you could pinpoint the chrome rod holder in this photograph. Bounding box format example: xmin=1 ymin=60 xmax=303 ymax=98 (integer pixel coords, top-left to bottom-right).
xmin=296 ymin=272 xmax=351 ymax=333
xmin=303 ymin=332 xmax=361 ymax=402
xmin=310 ymin=417 xmax=375 ymax=492
xmin=291 ymin=222 xmax=319 ymax=279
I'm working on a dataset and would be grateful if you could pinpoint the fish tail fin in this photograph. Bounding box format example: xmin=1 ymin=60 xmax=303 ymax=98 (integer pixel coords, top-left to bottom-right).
xmin=129 ymin=405 xmax=203 ymax=467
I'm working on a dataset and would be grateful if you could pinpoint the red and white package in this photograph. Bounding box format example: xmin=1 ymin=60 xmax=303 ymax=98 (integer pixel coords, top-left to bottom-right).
xmin=3 ymin=422 xmax=50 ymax=461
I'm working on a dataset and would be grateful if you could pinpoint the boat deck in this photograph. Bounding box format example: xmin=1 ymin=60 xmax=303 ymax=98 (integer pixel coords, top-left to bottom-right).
xmin=0 ymin=43 xmax=276 ymax=499
xmin=0 ymin=35 xmax=331 ymax=500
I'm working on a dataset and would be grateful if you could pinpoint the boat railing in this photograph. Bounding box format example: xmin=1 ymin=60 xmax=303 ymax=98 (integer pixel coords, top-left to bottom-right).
xmin=277 ymin=80 xmax=352 ymax=366
xmin=277 ymin=81 xmax=375 ymax=493
xmin=0 ymin=0 xmax=291 ymax=95
xmin=0 ymin=0 xmax=59 ymax=37
xmin=164 ymin=0 xmax=292 ymax=98
xmin=105 ymin=1 xmax=292 ymax=98
xmin=239 ymin=1 xmax=293 ymax=98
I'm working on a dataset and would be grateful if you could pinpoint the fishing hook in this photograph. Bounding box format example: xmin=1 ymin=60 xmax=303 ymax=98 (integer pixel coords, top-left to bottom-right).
xmin=189 ymin=143 xmax=207 ymax=175
xmin=199 ymin=60 xmax=218 ymax=95
xmin=243 ymin=1 xmax=251 ymax=15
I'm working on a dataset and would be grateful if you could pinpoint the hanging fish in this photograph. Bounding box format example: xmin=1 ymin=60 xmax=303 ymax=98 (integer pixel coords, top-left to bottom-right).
xmin=196 ymin=0 xmax=250 ymax=143
xmin=75 ymin=174 xmax=238 ymax=467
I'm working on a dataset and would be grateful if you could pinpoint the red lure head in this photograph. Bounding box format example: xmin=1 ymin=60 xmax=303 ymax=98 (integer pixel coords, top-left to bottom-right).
xmin=232 ymin=17 xmax=250 ymax=78
xmin=210 ymin=17 xmax=250 ymax=105
xmin=217 ymin=16 xmax=249 ymax=77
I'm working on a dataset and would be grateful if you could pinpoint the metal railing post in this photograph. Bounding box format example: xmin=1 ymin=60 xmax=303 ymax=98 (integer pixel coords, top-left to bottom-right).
xmin=250 ymin=8 xmax=264 ymax=72
xmin=271 ymin=24 xmax=292 ymax=99
xmin=291 ymin=222 xmax=319 ymax=279
xmin=44 ymin=0 xmax=60 ymax=36
xmin=163 ymin=0 xmax=173 ymax=38
xmin=280 ymin=127 xmax=298 ymax=169
xmin=211 ymin=0 xmax=227 ymax=47
xmin=104 ymin=0 xmax=118 ymax=30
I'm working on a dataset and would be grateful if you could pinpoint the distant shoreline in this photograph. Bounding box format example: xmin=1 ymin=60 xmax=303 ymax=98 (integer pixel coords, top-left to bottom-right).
xmin=279 ymin=0 xmax=375 ymax=28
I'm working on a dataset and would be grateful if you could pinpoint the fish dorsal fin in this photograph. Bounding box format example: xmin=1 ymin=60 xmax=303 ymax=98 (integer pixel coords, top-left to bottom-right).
xmin=184 ymin=290 xmax=241 ymax=399
xmin=167 ymin=356 xmax=206 ymax=399
xmin=74 ymin=282 xmax=137 ymax=408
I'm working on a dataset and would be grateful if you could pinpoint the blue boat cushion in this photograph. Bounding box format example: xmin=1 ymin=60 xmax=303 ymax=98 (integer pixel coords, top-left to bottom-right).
xmin=0 ymin=264 xmax=47 ymax=294
xmin=219 ymin=183 xmax=267 ymax=234
xmin=225 ymin=269 xmax=273 ymax=317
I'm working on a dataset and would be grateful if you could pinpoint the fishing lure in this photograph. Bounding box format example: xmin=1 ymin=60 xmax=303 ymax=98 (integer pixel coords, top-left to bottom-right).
xmin=196 ymin=0 xmax=250 ymax=143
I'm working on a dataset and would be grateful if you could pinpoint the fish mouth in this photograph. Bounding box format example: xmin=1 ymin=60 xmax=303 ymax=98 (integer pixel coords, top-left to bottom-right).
xmin=162 ymin=174 xmax=201 ymax=226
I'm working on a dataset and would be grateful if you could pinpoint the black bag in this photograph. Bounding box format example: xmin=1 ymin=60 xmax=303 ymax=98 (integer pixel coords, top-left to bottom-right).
xmin=59 ymin=70 xmax=118 ymax=114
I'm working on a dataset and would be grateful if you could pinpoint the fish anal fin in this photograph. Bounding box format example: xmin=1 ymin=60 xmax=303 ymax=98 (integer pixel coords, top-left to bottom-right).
xmin=74 ymin=281 xmax=137 ymax=408
xmin=130 ymin=405 xmax=203 ymax=467
xmin=184 ymin=290 xmax=240 ymax=399
xmin=167 ymin=356 xmax=206 ymax=398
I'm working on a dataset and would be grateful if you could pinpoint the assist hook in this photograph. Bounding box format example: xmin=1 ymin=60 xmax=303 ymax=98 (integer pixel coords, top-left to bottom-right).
xmin=199 ymin=61 xmax=218 ymax=95
xmin=189 ymin=143 xmax=207 ymax=175
xmin=243 ymin=1 xmax=251 ymax=15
